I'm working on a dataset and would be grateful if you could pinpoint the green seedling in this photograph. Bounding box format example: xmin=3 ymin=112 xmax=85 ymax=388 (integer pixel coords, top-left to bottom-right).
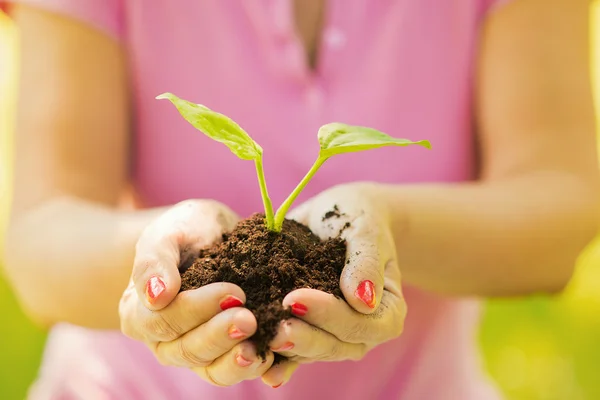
xmin=157 ymin=92 xmax=431 ymax=232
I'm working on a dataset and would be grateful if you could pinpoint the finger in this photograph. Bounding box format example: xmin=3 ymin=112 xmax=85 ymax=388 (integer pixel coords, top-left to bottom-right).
xmin=122 ymin=282 xmax=246 ymax=342
xmin=132 ymin=200 xmax=238 ymax=311
xmin=154 ymin=307 xmax=257 ymax=368
xmin=301 ymin=202 xmax=386 ymax=314
xmin=194 ymin=342 xmax=274 ymax=387
xmin=269 ymin=319 xmax=367 ymax=362
xmin=261 ymin=360 xmax=299 ymax=389
xmin=338 ymin=213 xmax=388 ymax=313
xmin=282 ymin=287 xmax=405 ymax=344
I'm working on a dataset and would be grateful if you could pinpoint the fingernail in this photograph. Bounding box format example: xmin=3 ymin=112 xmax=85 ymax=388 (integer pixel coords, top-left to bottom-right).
xmin=290 ymin=302 xmax=308 ymax=316
xmin=268 ymin=361 xmax=298 ymax=388
xmin=272 ymin=342 xmax=294 ymax=352
xmin=220 ymin=295 xmax=244 ymax=311
xmin=235 ymin=353 xmax=253 ymax=367
xmin=146 ymin=276 xmax=165 ymax=303
xmin=355 ymin=280 xmax=376 ymax=308
xmin=228 ymin=325 xmax=247 ymax=339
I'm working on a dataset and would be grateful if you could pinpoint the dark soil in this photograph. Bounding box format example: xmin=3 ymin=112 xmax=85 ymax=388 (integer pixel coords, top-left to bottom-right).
xmin=321 ymin=204 xmax=345 ymax=221
xmin=179 ymin=213 xmax=347 ymax=362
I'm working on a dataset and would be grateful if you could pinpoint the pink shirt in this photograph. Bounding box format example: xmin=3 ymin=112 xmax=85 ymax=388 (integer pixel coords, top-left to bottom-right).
xmin=8 ymin=1 xmax=507 ymax=398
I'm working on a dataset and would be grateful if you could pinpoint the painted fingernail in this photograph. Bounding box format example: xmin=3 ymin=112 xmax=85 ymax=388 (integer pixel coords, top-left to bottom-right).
xmin=355 ymin=280 xmax=376 ymax=308
xmin=220 ymin=295 xmax=244 ymax=311
xmin=272 ymin=342 xmax=294 ymax=352
xmin=290 ymin=302 xmax=308 ymax=316
xmin=228 ymin=325 xmax=247 ymax=339
xmin=146 ymin=276 xmax=165 ymax=303
xmin=235 ymin=353 xmax=253 ymax=367
xmin=272 ymin=383 xmax=283 ymax=389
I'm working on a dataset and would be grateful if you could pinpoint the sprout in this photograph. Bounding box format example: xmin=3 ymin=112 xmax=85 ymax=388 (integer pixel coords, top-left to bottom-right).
xmin=157 ymin=92 xmax=431 ymax=232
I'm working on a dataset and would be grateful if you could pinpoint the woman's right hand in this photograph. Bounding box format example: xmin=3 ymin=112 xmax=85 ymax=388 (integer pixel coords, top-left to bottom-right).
xmin=119 ymin=200 xmax=275 ymax=386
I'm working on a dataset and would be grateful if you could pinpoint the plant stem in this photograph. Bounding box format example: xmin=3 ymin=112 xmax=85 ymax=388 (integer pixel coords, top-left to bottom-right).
xmin=255 ymin=157 xmax=275 ymax=230
xmin=273 ymin=156 xmax=328 ymax=231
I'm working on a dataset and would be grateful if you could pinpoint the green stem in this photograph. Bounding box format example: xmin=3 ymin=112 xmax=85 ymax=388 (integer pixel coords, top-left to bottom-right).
xmin=255 ymin=157 xmax=275 ymax=230
xmin=273 ymin=156 xmax=328 ymax=232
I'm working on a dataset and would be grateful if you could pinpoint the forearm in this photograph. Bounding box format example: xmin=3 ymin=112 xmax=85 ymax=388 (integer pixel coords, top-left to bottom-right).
xmin=3 ymin=196 xmax=166 ymax=329
xmin=381 ymin=171 xmax=600 ymax=297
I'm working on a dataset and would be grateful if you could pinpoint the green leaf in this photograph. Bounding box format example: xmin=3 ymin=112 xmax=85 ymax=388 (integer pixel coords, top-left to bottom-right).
xmin=318 ymin=122 xmax=431 ymax=158
xmin=156 ymin=92 xmax=262 ymax=160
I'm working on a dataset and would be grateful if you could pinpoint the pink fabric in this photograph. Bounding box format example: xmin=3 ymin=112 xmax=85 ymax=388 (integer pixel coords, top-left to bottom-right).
xmin=7 ymin=1 xmax=510 ymax=399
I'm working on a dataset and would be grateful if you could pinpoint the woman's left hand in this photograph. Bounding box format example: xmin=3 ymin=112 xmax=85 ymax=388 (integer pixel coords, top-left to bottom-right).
xmin=261 ymin=183 xmax=407 ymax=388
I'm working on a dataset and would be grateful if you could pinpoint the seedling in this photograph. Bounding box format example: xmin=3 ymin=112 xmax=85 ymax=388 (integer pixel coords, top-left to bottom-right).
xmin=157 ymin=93 xmax=431 ymax=232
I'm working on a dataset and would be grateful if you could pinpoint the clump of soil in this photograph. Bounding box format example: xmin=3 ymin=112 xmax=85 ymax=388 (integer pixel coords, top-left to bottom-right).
xmin=322 ymin=204 xmax=345 ymax=221
xmin=179 ymin=213 xmax=347 ymax=362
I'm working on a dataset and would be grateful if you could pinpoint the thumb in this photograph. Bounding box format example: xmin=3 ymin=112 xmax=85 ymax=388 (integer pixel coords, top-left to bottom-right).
xmin=132 ymin=227 xmax=182 ymax=311
xmin=339 ymin=215 xmax=385 ymax=314
xmin=132 ymin=200 xmax=238 ymax=311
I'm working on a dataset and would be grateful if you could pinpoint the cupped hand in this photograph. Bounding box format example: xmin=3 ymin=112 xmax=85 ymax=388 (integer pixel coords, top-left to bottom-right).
xmin=119 ymin=199 xmax=275 ymax=386
xmin=261 ymin=183 xmax=407 ymax=388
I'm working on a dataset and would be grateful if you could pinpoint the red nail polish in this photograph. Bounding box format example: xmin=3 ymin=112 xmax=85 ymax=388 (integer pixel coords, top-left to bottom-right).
xmin=220 ymin=295 xmax=243 ymax=311
xmin=272 ymin=342 xmax=294 ymax=352
xmin=235 ymin=353 xmax=253 ymax=367
xmin=272 ymin=383 xmax=282 ymax=389
xmin=290 ymin=302 xmax=308 ymax=316
xmin=228 ymin=325 xmax=246 ymax=339
xmin=355 ymin=280 xmax=376 ymax=308
xmin=146 ymin=276 xmax=165 ymax=303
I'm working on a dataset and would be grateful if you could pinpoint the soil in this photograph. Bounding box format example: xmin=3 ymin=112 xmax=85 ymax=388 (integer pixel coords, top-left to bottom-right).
xmin=321 ymin=204 xmax=345 ymax=221
xmin=179 ymin=213 xmax=347 ymax=362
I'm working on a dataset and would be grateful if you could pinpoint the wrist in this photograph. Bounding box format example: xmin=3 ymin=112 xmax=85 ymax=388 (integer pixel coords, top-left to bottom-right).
xmin=367 ymin=182 xmax=410 ymax=253
xmin=358 ymin=182 xmax=398 ymax=229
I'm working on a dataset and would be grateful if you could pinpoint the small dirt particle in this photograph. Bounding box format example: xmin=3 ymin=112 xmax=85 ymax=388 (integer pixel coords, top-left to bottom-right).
xmin=322 ymin=204 xmax=346 ymax=221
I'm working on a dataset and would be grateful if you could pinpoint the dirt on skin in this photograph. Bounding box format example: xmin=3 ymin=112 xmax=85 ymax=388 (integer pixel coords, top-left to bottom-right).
xmin=179 ymin=213 xmax=347 ymax=362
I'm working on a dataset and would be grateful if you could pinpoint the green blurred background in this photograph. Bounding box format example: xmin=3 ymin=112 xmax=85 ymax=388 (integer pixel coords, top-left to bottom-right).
xmin=2 ymin=6 xmax=600 ymax=400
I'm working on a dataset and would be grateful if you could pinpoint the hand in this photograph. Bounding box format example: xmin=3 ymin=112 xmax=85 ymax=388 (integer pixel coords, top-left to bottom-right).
xmin=261 ymin=183 xmax=407 ymax=388
xmin=119 ymin=199 xmax=275 ymax=386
